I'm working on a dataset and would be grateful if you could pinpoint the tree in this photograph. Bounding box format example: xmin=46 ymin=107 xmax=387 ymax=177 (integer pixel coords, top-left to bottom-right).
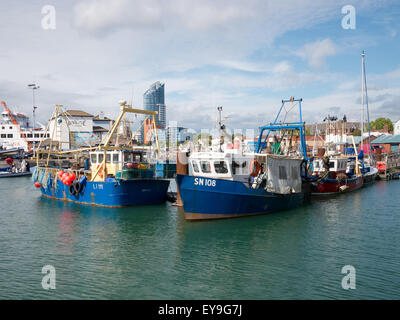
xmin=352 ymin=129 xmax=361 ymax=136
xmin=370 ymin=118 xmax=393 ymax=132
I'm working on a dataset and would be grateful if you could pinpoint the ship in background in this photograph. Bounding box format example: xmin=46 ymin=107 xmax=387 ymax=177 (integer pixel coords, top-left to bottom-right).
xmin=0 ymin=101 xmax=47 ymax=152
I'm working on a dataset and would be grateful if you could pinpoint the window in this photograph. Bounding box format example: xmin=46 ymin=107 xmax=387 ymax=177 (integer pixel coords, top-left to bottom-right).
xmin=123 ymin=152 xmax=133 ymax=162
xmin=191 ymin=161 xmax=199 ymax=173
xmin=291 ymin=166 xmax=298 ymax=179
xmin=200 ymin=161 xmax=211 ymax=173
xmin=278 ymin=166 xmax=287 ymax=180
xmin=9 ymin=126 xmax=12 ymax=129
xmin=27 ymin=134 xmax=32 ymax=138
xmin=1 ymin=134 xmax=6 ymax=138
xmin=329 ymin=161 xmax=335 ymax=169
xmin=47 ymin=133 xmax=50 ymax=137
xmin=106 ymin=154 xmax=111 ymax=162
xmin=98 ymin=154 xmax=104 ymax=163
xmin=1 ymin=126 xmax=4 ymax=130
xmin=34 ymin=134 xmax=39 ymax=138
xmin=90 ymin=154 xmax=97 ymax=164
xmin=112 ymin=153 xmax=119 ymax=163
xmin=7 ymin=134 xmax=13 ymax=138
xmin=214 ymin=161 xmax=228 ymax=174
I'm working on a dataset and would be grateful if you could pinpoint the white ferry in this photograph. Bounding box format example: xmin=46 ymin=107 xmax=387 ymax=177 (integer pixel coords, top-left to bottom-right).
xmin=0 ymin=101 xmax=48 ymax=151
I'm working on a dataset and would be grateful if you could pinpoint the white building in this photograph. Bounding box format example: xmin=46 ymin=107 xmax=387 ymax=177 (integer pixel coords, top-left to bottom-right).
xmin=394 ymin=120 xmax=400 ymax=135
xmin=49 ymin=110 xmax=95 ymax=150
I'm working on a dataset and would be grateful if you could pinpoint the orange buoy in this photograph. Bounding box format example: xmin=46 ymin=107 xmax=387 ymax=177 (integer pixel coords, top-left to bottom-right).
xmin=249 ymin=160 xmax=261 ymax=177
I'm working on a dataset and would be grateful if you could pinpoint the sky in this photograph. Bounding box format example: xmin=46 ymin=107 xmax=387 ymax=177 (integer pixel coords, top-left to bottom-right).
xmin=0 ymin=0 xmax=399 ymax=132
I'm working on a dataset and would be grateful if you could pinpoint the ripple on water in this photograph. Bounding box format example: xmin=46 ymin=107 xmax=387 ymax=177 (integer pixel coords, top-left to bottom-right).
xmin=0 ymin=177 xmax=399 ymax=299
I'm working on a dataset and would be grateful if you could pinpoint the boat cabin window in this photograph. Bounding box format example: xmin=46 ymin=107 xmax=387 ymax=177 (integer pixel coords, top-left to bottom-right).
xmin=329 ymin=161 xmax=335 ymax=169
xmin=106 ymin=154 xmax=111 ymax=163
xmin=98 ymin=154 xmax=104 ymax=163
xmin=90 ymin=154 xmax=97 ymax=164
xmin=278 ymin=166 xmax=287 ymax=180
xmin=232 ymin=160 xmax=247 ymax=174
xmin=200 ymin=161 xmax=211 ymax=173
xmin=214 ymin=160 xmax=228 ymax=174
xmin=291 ymin=166 xmax=298 ymax=179
xmin=123 ymin=152 xmax=133 ymax=162
xmin=191 ymin=161 xmax=199 ymax=173
xmin=123 ymin=152 xmax=143 ymax=163
xmin=112 ymin=153 xmax=119 ymax=163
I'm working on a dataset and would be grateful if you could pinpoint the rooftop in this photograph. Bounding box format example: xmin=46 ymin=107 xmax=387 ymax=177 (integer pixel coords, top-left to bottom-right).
xmin=372 ymin=134 xmax=400 ymax=144
xmin=63 ymin=110 xmax=93 ymax=118
xmin=93 ymin=115 xmax=113 ymax=121
xmin=93 ymin=126 xmax=108 ymax=132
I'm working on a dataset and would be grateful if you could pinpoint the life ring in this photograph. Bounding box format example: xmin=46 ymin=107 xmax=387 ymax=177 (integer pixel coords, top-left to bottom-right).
xmin=250 ymin=160 xmax=261 ymax=177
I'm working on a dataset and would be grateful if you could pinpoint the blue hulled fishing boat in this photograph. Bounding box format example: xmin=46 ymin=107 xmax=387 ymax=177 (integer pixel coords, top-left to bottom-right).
xmin=176 ymin=98 xmax=311 ymax=220
xmin=32 ymin=101 xmax=169 ymax=207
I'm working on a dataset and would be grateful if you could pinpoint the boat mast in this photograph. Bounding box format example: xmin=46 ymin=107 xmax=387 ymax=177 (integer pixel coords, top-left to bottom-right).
xmin=362 ymin=50 xmax=373 ymax=165
xmin=361 ymin=51 xmax=365 ymax=155
xmin=217 ymin=106 xmax=223 ymax=152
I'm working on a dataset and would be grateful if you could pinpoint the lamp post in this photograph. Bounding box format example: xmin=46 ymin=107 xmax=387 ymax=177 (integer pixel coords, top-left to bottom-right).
xmin=28 ymin=83 xmax=40 ymax=129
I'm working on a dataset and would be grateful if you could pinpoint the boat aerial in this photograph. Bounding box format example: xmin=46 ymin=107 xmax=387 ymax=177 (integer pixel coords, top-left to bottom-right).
xmin=32 ymin=101 xmax=170 ymax=207
xmin=176 ymin=98 xmax=311 ymax=220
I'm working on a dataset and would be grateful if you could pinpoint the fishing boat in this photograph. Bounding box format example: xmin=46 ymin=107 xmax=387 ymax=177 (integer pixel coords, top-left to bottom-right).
xmin=0 ymin=158 xmax=32 ymax=178
xmin=32 ymin=101 xmax=170 ymax=207
xmin=310 ymin=155 xmax=363 ymax=195
xmin=176 ymin=98 xmax=311 ymax=220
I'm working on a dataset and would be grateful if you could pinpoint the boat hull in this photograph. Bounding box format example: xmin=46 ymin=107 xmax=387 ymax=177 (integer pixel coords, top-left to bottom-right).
xmin=39 ymin=178 xmax=170 ymax=207
xmin=362 ymin=166 xmax=378 ymax=184
xmin=176 ymin=174 xmax=309 ymax=220
xmin=311 ymin=176 xmax=363 ymax=195
xmin=0 ymin=171 xmax=32 ymax=178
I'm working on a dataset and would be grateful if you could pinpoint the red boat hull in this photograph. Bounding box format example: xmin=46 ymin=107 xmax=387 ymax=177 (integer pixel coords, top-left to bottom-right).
xmin=311 ymin=176 xmax=364 ymax=195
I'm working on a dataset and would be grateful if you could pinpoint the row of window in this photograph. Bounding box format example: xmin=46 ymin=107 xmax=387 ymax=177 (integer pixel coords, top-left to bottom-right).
xmin=90 ymin=153 xmax=143 ymax=164
xmin=0 ymin=133 xmax=50 ymax=139
xmin=191 ymin=160 xmax=229 ymax=174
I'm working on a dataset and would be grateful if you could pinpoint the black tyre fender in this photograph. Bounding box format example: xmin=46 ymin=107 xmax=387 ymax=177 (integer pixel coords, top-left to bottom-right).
xmin=74 ymin=182 xmax=83 ymax=194
xmin=69 ymin=183 xmax=76 ymax=195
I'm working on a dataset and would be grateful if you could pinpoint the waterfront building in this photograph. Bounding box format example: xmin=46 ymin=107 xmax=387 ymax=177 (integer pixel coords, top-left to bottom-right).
xmin=49 ymin=110 xmax=95 ymax=150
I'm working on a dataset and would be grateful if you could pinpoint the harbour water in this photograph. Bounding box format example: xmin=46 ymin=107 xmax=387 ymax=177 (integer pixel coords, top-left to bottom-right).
xmin=0 ymin=177 xmax=399 ymax=299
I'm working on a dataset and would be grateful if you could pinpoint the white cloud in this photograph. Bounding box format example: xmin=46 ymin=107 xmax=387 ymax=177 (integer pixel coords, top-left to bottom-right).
xmin=0 ymin=0 xmax=397 ymax=131
xmin=296 ymin=38 xmax=337 ymax=69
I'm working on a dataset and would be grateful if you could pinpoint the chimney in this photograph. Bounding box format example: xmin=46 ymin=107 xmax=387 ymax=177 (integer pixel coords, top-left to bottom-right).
xmin=384 ymin=124 xmax=388 ymax=133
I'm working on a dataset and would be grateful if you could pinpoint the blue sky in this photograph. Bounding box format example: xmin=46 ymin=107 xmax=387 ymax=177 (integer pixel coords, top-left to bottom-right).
xmin=0 ymin=0 xmax=399 ymax=132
